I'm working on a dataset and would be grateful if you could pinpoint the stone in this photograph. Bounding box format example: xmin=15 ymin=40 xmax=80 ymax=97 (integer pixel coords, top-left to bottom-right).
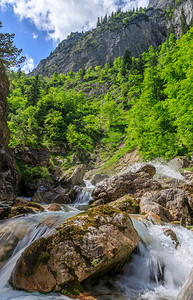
xmin=0 ymin=61 xmax=19 ymax=200
xmin=140 ymin=189 xmax=191 ymax=224
xmin=92 ymin=164 xmax=161 ymax=205
xmin=14 ymin=146 xmax=50 ymax=167
xmin=11 ymin=203 xmax=139 ymax=295
xmin=12 ymin=198 xmax=44 ymax=211
xmin=59 ymin=165 xmax=86 ymax=188
xmin=177 ymin=267 xmax=193 ymax=300
xmin=108 ymin=195 xmax=139 ymax=214
xmin=162 ymin=228 xmax=179 ymax=248
xmin=47 ymin=203 xmax=61 ymax=211
xmin=90 ymin=174 xmax=108 ymax=186
xmin=31 ymin=15 xmax=167 ymax=77
xmin=32 ymin=190 xmax=71 ymax=204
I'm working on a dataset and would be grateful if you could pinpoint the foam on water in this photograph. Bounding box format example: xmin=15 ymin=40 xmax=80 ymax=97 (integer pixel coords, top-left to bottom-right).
xmin=75 ymin=180 xmax=94 ymax=205
xmin=88 ymin=219 xmax=193 ymax=300
xmin=0 ymin=207 xmax=81 ymax=300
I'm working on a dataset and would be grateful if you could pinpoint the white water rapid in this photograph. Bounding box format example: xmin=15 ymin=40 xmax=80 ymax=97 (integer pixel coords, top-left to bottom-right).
xmin=87 ymin=219 xmax=193 ymax=300
xmin=75 ymin=180 xmax=94 ymax=205
xmin=0 ymin=206 xmax=81 ymax=300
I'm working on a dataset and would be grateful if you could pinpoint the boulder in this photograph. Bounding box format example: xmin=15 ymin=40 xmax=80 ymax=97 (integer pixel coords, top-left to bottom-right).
xmin=59 ymin=165 xmax=86 ymax=188
xmin=177 ymin=267 xmax=193 ymax=300
xmin=162 ymin=228 xmax=179 ymax=249
xmin=11 ymin=203 xmax=139 ymax=295
xmin=92 ymin=164 xmax=161 ymax=205
xmin=32 ymin=190 xmax=71 ymax=204
xmin=90 ymin=174 xmax=108 ymax=186
xmin=46 ymin=203 xmax=61 ymax=211
xmin=140 ymin=189 xmax=191 ymax=224
xmin=12 ymin=198 xmax=44 ymax=212
xmin=107 ymin=195 xmax=139 ymax=214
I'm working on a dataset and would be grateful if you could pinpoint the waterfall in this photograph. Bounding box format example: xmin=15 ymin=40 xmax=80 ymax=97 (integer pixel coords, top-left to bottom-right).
xmin=86 ymin=219 xmax=193 ymax=300
xmin=0 ymin=207 xmax=81 ymax=300
xmin=75 ymin=180 xmax=94 ymax=205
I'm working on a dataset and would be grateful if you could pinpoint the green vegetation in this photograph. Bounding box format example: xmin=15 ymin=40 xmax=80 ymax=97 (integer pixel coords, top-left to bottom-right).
xmin=7 ymin=26 xmax=193 ymax=166
xmin=0 ymin=21 xmax=25 ymax=68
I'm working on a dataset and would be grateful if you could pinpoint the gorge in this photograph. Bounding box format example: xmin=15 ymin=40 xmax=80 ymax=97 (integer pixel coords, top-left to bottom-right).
xmin=0 ymin=0 xmax=193 ymax=299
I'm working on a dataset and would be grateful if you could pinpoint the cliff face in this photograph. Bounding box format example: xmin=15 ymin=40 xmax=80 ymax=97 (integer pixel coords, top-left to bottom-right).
xmin=149 ymin=0 xmax=193 ymax=37
xmin=0 ymin=61 xmax=19 ymax=200
xmin=31 ymin=13 xmax=167 ymax=77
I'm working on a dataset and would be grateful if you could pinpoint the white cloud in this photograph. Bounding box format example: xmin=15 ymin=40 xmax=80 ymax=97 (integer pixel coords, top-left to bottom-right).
xmin=0 ymin=0 xmax=149 ymax=43
xmin=32 ymin=32 xmax=38 ymax=39
xmin=21 ymin=55 xmax=35 ymax=73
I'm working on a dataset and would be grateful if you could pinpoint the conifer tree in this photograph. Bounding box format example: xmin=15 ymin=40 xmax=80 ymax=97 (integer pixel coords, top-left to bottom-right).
xmin=0 ymin=21 xmax=25 ymax=68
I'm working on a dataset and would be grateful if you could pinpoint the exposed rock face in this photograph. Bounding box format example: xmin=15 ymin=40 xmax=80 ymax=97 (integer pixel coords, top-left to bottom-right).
xmin=11 ymin=203 xmax=139 ymax=294
xmin=149 ymin=0 xmax=193 ymax=37
xmin=31 ymin=14 xmax=166 ymax=77
xmin=149 ymin=0 xmax=175 ymax=9
xmin=0 ymin=61 xmax=19 ymax=200
xmin=140 ymin=188 xmax=191 ymax=224
xmin=92 ymin=164 xmax=161 ymax=204
xmin=14 ymin=147 xmax=50 ymax=167
xmin=177 ymin=267 xmax=193 ymax=300
xmin=59 ymin=165 xmax=86 ymax=188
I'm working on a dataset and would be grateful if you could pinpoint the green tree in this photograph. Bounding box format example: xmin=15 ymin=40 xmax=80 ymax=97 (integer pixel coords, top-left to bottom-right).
xmin=121 ymin=49 xmax=132 ymax=76
xmin=26 ymin=75 xmax=42 ymax=107
xmin=0 ymin=21 xmax=25 ymax=68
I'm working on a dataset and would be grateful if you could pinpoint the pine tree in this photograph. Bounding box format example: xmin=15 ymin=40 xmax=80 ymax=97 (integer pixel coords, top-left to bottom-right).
xmin=121 ymin=49 xmax=132 ymax=76
xmin=97 ymin=17 xmax=100 ymax=27
xmin=26 ymin=75 xmax=42 ymax=107
xmin=0 ymin=21 xmax=25 ymax=68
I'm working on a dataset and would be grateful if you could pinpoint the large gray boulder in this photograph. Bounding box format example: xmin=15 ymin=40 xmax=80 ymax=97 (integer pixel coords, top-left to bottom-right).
xmin=11 ymin=201 xmax=139 ymax=295
xmin=92 ymin=164 xmax=161 ymax=205
xmin=59 ymin=165 xmax=86 ymax=188
xmin=140 ymin=188 xmax=191 ymax=224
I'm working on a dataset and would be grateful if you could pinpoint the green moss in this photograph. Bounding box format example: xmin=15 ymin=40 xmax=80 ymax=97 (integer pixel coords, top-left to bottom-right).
xmin=58 ymin=224 xmax=86 ymax=240
xmin=39 ymin=252 xmax=50 ymax=264
xmin=27 ymin=202 xmax=44 ymax=211
xmin=23 ymin=237 xmax=52 ymax=276
xmin=61 ymin=280 xmax=84 ymax=296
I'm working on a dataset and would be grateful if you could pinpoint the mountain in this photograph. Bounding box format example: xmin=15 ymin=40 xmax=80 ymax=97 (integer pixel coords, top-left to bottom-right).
xmin=31 ymin=0 xmax=193 ymax=77
xmin=31 ymin=9 xmax=167 ymax=77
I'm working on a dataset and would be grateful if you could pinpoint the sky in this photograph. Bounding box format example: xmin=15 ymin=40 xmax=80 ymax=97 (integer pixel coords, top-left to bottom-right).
xmin=0 ymin=0 xmax=149 ymax=73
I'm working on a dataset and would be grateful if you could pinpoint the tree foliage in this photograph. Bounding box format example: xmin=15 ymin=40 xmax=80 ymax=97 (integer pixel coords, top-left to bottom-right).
xmin=7 ymin=27 xmax=193 ymax=161
xmin=0 ymin=21 xmax=25 ymax=68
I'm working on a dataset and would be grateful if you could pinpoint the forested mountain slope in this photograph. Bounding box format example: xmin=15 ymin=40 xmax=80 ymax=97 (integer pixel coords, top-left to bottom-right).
xmin=8 ymin=26 xmax=193 ymax=172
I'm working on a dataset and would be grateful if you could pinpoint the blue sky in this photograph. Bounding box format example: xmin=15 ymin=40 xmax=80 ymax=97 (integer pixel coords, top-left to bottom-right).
xmin=0 ymin=0 xmax=149 ymax=73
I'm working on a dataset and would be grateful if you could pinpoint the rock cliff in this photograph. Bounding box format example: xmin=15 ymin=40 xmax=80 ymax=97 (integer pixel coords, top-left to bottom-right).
xmin=31 ymin=1 xmax=193 ymax=77
xmin=31 ymin=12 xmax=167 ymax=77
xmin=149 ymin=0 xmax=193 ymax=37
xmin=0 ymin=61 xmax=19 ymax=200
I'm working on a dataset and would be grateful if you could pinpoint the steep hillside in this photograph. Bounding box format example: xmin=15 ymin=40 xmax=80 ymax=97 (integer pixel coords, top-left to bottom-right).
xmin=0 ymin=61 xmax=19 ymax=200
xmin=149 ymin=0 xmax=193 ymax=37
xmin=31 ymin=10 xmax=167 ymax=77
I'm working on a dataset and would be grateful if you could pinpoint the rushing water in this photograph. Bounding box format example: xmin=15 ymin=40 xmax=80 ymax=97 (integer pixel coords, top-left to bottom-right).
xmin=75 ymin=180 xmax=94 ymax=205
xmin=86 ymin=219 xmax=193 ymax=300
xmin=0 ymin=206 xmax=81 ymax=300
xmin=1 ymin=169 xmax=193 ymax=300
